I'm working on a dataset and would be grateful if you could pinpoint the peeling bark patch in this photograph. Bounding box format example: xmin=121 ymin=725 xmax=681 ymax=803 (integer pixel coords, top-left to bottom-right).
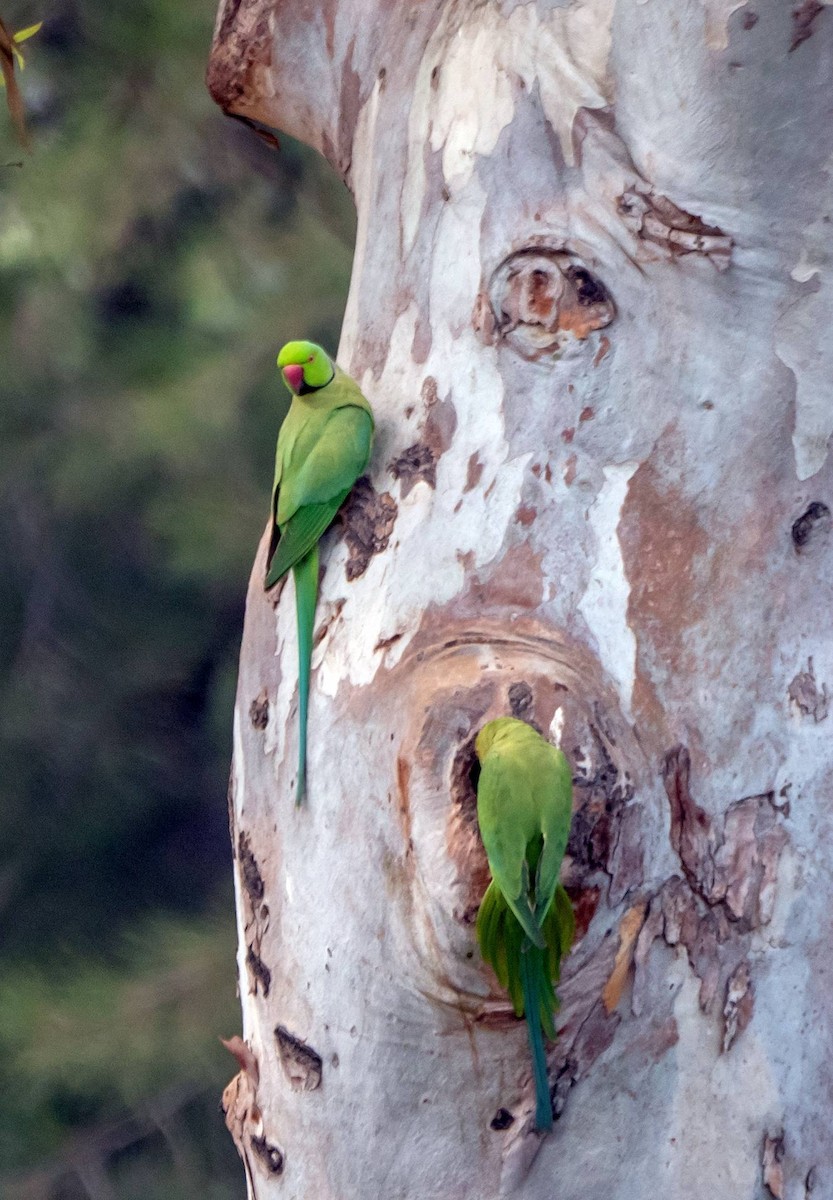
xmin=206 ymin=0 xmax=273 ymax=114
xmin=634 ymin=751 xmax=790 ymax=1016
xmin=788 ymin=657 xmax=829 ymax=721
xmin=488 ymin=249 xmax=614 ymax=360
xmin=723 ymin=960 xmax=754 ymax=1051
xmin=663 ymin=746 xmax=788 ymax=927
xmin=635 ymin=876 xmax=728 ymax=1013
xmin=274 ymin=1025 xmax=323 ymax=1091
xmin=389 ymin=386 xmax=457 ymax=497
xmin=238 ymin=831 xmax=265 ymax=906
xmin=246 ymin=946 xmax=272 ymax=997
xmin=618 ymin=186 xmax=732 ymax=270
xmin=791 ymin=501 xmax=830 ymax=553
xmin=389 ymin=442 xmax=437 ymax=496
xmin=664 ymin=745 xmax=717 ymax=900
xmin=251 ymin=1134 xmax=285 ymax=1176
xmin=602 ymin=902 xmax=647 ymax=1013
xmin=249 ymin=689 xmax=269 ymax=730
xmin=763 ymin=1130 xmax=786 ymax=1198
xmin=340 ymin=478 xmax=397 ymax=580
xmin=790 ymin=1 xmax=824 ymax=51
xmin=221 ymin=1035 xmax=260 ymax=1085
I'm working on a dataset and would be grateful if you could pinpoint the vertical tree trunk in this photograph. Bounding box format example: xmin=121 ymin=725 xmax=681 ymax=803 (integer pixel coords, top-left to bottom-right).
xmin=208 ymin=3 xmax=833 ymax=1197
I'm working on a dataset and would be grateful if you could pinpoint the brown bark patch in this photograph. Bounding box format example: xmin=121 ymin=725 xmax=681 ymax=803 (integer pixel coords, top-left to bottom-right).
xmin=593 ymin=336 xmax=611 ymax=367
xmin=340 ymin=478 xmax=397 ymax=579
xmin=602 ymin=902 xmax=647 ymax=1013
xmin=464 ymin=453 xmax=484 ymax=492
xmin=388 ymin=442 xmax=437 ymax=496
xmin=788 ymin=657 xmax=829 ymax=722
xmin=618 ymin=185 xmax=732 ymax=270
xmin=388 ymin=383 xmax=458 ymax=497
xmin=249 ymin=689 xmax=269 ymax=730
xmin=790 ymin=0 xmax=824 ymax=51
xmin=396 ymin=755 xmax=414 ymax=854
xmin=620 ymin=461 xmax=709 ymax=723
xmin=515 ymin=505 xmax=537 ymax=527
xmin=222 ymin=1035 xmax=260 ymax=1084
xmin=238 ymin=831 xmax=265 ymax=906
xmin=206 ymin=0 xmax=273 ymax=114
xmin=246 ymin=946 xmax=271 ymax=996
xmin=458 ymin=542 xmax=546 ymax=613
xmin=723 ymin=960 xmax=754 ymax=1052
xmin=762 ymin=1130 xmax=786 ymax=1198
xmin=274 ymin=1025 xmax=323 ymax=1091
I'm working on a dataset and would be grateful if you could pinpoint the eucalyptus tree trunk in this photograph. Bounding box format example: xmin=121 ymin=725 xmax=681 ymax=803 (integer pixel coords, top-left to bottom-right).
xmin=207 ymin=3 xmax=833 ymax=1197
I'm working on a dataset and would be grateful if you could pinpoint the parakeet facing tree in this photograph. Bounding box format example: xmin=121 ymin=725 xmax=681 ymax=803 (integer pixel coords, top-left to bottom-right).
xmin=265 ymin=340 xmax=374 ymax=805
xmin=474 ymin=716 xmax=575 ymax=1132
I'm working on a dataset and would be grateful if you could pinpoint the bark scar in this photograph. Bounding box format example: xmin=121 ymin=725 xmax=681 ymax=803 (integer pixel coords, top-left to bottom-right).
xmin=340 ymin=478 xmax=397 ymax=580
xmin=274 ymin=1024 xmax=324 ymax=1091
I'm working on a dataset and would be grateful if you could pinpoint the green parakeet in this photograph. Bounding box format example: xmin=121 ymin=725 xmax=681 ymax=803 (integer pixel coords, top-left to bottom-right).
xmin=474 ymin=717 xmax=575 ymax=1132
xmin=265 ymin=340 xmax=374 ymax=805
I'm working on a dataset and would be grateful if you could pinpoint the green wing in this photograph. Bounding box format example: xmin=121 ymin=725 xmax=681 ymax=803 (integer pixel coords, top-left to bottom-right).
xmin=276 ymin=405 xmax=373 ymax=525
xmin=265 ymin=490 xmax=350 ymax=589
xmin=476 ymin=752 xmax=546 ymax=948
xmin=533 ymin=747 xmax=574 ymax=922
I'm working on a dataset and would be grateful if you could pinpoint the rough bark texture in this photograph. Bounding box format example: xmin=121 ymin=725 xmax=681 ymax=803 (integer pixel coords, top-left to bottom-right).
xmin=208 ymin=3 xmax=833 ymax=1197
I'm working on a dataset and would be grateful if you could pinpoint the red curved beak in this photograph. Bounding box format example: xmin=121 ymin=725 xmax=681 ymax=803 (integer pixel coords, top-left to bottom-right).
xmin=283 ymin=364 xmax=304 ymax=391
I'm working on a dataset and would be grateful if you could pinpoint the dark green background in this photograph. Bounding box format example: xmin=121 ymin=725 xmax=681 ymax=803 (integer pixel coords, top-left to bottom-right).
xmin=0 ymin=3 xmax=354 ymax=1194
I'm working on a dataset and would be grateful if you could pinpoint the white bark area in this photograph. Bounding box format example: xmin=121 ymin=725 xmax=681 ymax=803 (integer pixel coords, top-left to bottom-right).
xmin=208 ymin=3 xmax=833 ymax=1197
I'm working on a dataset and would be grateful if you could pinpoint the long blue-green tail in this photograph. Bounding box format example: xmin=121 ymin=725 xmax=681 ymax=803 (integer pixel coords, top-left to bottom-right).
xmin=292 ymin=544 xmax=319 ymax=806
xmin=520 ymin=942 xmax=553 ymax=1131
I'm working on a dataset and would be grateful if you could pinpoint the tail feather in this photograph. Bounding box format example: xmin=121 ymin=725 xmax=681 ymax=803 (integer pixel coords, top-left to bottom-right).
xmin=520 ymin=943 xmax=553 ymax=1131
xmin=292 ymin=544 xmax=319 ymax=806
xmin=476 ymin=881 xmax=577 ymax=1132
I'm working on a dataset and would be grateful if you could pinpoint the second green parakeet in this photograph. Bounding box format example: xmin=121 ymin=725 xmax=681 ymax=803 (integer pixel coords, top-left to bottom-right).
xmin=265 ymin=340 xmax=374 ymax=805
xmin=474 ymin=716 xmax=575 ymax=1131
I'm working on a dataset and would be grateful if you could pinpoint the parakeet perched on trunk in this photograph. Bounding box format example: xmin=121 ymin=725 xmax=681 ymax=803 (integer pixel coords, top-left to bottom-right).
xmin=265 ymin=340 xmax=374 ymax=805
xmin=474 ymin=717 xmax=575 ymax=1131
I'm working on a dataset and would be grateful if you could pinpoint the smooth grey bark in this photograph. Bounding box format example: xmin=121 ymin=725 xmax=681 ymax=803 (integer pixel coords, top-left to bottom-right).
xmin=208 ymin=3 xmax=833 ymax=1198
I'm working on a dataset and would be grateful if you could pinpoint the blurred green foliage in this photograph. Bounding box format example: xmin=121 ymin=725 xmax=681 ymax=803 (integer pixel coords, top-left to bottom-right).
xmin=0 ymin=0 xmax=355 ymax=1193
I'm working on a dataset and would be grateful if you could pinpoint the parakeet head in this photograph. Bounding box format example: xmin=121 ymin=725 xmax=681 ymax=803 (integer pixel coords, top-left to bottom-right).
xmin=475 ymin=716 xmax=531 ymax=761
xmin=277 ymin=340 xmax=335 ymax=395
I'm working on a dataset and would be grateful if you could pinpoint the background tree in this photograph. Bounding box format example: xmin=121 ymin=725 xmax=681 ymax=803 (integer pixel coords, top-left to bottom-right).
xmin=208 ymin=1 xmax=833 ymax=1197
xmin=1 ymin=1 xmax=355 ymax=1194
